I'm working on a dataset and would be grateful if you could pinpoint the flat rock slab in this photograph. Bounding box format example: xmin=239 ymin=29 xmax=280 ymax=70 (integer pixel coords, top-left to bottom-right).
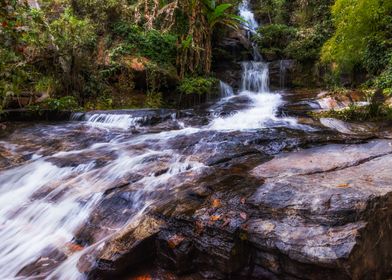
xmin=251 ymin=139 xmax=392 ymax=178
xmin=247 ymin=139 xmax=392 ymax=279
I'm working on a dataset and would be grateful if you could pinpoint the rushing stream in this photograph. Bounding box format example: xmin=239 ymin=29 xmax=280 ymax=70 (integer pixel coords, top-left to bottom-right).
xmin=0 ymin=2 xmax=336 ymax=279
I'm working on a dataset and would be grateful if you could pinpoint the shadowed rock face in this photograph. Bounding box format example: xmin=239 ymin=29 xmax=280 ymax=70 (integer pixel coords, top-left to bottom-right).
xmin=81 ymin=140 xmax=392 ymax=280
xmin=247 ymin=141 xmax=392 ymax=279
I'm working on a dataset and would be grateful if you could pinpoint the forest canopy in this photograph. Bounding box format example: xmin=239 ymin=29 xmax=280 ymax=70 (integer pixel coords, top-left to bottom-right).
xmin=0 ymin=0 xmax=391 ymax=110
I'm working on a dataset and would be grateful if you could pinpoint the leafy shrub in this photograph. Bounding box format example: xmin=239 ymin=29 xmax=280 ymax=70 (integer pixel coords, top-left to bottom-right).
xmin=374 ymin=65 xmax=392 ymax=94
xmin=363 ymin=35 xmax=391 ymax=75
xmin=144 ymin=92 xmax=163 ymax=108
xmin=178 ymin=77 xmax=218 ymax=95
xmin=72 ymin=0 xmax=129 ymax=30
xmin=40 ymin=96 xmax=80 ymax=111
xmin=285 ymin=27 xmax=327 ymax=62
xmin=321 ymin=0 xmax=392 ymax=73
xmin=255 ymin=24 xmax=297 ymax=59
xmin=111 ymin=22 xmax=177 ymax=65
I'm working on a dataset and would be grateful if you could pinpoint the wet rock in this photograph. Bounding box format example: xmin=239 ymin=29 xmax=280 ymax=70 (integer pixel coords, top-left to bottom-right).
xmin=81 ymin=216 xmax=165 ymax=278
xmin=246 ymin=142 xmax=392 ymax=279
xmin=156 ymin=231 xmax=195 ymax=274
xmin=320 ymin=118 xmax=379 ymax=135
xmin=47 ymin=150 xmax=117 ymax=169
xmin=251 ymin=139 xmax=392 ymax=178
xmin=17 ymin=247 xmax=67 ymax=279
xmin=316 ymin=91 xmax=367 ymax=110
xmin=0 ymin=109 xmax=72 ymax=122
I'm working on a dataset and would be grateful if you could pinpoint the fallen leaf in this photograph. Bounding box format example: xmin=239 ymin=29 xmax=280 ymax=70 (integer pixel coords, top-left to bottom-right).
xmin=195 ymin=220 xmax=204 ymax=235
xmin=168 ymin=234 xmax=185 ymax=249
xmin=240 ymin=212 xmax=248 ymax=220
xmin=240 ymin=197 xmax=246 ymax=204
xmin=337 ymin=183 xmax=350 ymax=188
xmin=210 ymin=215 xmax=221 ymax=222
xmin=212 ymin=199 xmax=221 ymax=208
xmin=131 ymin=274 xmax=152 ymax=280
xmin=65 ymin=242 xmax=84 ymax=254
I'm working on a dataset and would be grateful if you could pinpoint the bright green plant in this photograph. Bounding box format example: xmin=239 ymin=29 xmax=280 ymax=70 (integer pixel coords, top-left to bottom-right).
xmin=144 ymin=91 xmax=163 ymax=108
xmin=178 ymin=77 xmax=218 ymax=95
xmin=321 ymin=0 xmax=392 ymax=73
xmin=39 ymin=96 xmax=80 ymax=111
xmin=112 ymin=22 xmax=177 ymax=65
xmin=256 ymin=24 xmax=297 ymax=59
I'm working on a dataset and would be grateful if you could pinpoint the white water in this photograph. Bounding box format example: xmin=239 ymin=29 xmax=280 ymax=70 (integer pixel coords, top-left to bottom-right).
xmin=84 ymin=114 xmax=143 ymax=130
xmin=210 ymin=1 xmax=297 ymax=131
xmin=239 ymin=0 xmax=259 ymax=33
xmin=219 ymin=81 xmax=234 ymax=98
xmin=0 ymin=1 xmax=302 ymax=279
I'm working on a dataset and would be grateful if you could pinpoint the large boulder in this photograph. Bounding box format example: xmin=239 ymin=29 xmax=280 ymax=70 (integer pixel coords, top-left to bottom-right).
xmin=86 ymin=139 xmax=392 ymax=279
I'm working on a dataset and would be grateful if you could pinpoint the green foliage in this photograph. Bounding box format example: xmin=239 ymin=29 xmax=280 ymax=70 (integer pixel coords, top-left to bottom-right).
xmin=285 ymin=25 xmax=331 ymax=62
xmin=321 ymin=0 xmax=392 ymax=73
xmin=85 ymin=96 xmax=114 ymax=110
xmin=32 ymin=96 xmax=80 ymax=111
xmin=373 ymin=64 xmax=392 ymax=93
xmin=34 ymin=76 xmax=57 ymax=94
xmin=253 ymin=0 xmax=333 ymax=64
xmin=71 ymin=0 xmax=128 ymax=27
xmin=0 ymin=1 xmax=44 ymax=105
xmin=178 ymin=77 xmax=218 ymax=95
xmin=112 ymin=22 xmax=177 ymax=65
xmin=201 ymin=0 xmax=244 ymax=29
xmin=314 ymin=103 xmax=392 ymax=122
xmin=50 ymin=8 xmax=96 ymax=55
xmin=256 ymin=24 xmax=297 ymax=59
xmin=144 ymin=91 xmax=163 ymax=108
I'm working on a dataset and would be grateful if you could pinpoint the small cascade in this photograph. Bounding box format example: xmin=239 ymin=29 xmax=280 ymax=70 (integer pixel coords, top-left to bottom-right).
xmin=239 ymin=0 xmax=262 ymax=61
xmin=84 ymin=114 xmax=143 ymax=130
xmin=239 ymin=0 xmax=259 ymax=33
xmin=279 ymin=60 xmax=292 ymax=89
xmin=219 ymin=81 xmax=234 ymax=98
xmin=208 ymin=0 xmax=299 ymax=131
xmin=241 ymin=61 xmax=269 ymax=93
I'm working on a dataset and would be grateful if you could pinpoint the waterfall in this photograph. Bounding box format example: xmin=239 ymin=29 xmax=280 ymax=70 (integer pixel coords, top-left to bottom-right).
xmin=239 ymin=0 xmax=259 ymax=33
xmin=219 ymin=81 xmax=234 ymax=97
xmin=279 ymin=60 xmax=291 ymax=89
xmin=208 ymin=0 xmax=297 ymax=131
xmin=241 ymin=61 xmax=270 ymax=93
xmin=84 ymin=114 xmax=143 ymax=130
xmin=0 ymin=1 xmax=304 ymax=279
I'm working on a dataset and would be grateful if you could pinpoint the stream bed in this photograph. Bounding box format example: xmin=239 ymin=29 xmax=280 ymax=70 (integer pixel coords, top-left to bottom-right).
xmin=1 ymin=1 xmax=392 ymax=279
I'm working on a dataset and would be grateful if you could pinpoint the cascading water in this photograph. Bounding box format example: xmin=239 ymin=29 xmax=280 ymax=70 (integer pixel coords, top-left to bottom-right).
xmin=219 ymin=81 xmax=234 ymax=98
xmin=209 ymin=0 xmax=298 ymax=130
xmin=0 ymin=1 xmax=303 ymax=279
xmin=241 ymin=61 xmax=270 ymax=93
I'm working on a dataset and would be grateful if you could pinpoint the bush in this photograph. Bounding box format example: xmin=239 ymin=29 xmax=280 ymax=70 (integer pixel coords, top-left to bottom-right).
xmin=285 ymin=27 xmax=327 ymax=62
xmin=178 ymin=77 xmax=218 ymax=95
xmin=40 ymin=96 xmax=80 ymax=111
xmin=111 ymin=22 xmax=177 ymax=66
xmin=255 ymin=24 xmax=297 ymax=59
xmin=144 ymin=92 xmax=163 ymax=108
xmin=374 ymin=65 xmax=392 ymax=94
